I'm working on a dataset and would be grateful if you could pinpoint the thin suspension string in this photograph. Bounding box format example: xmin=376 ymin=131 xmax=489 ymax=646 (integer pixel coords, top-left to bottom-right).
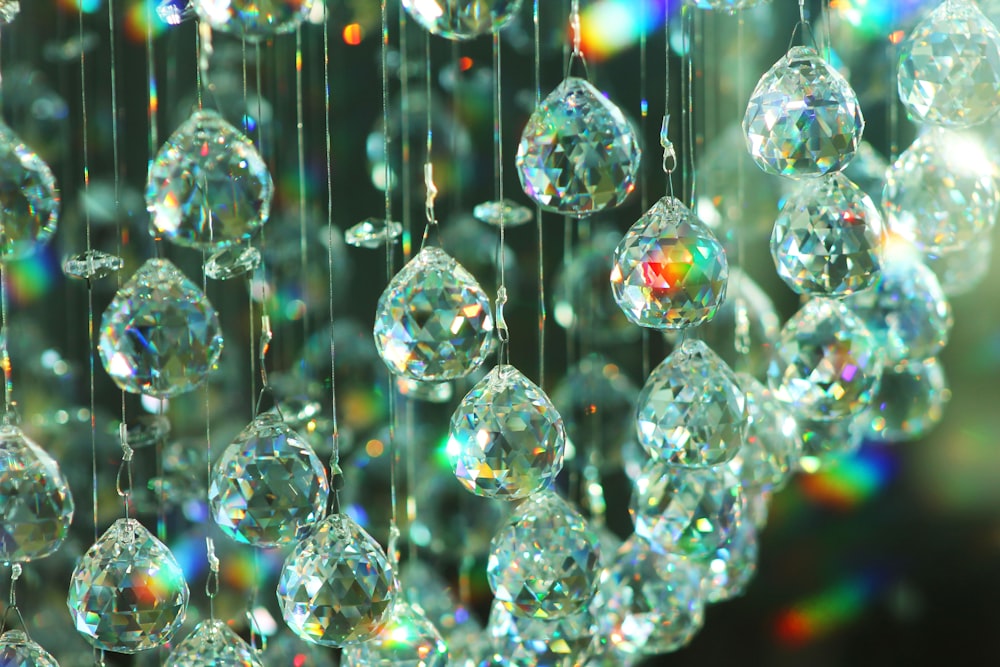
xmin=662 ymin=1 xmax=674 ymax=201
xmin=493 ymin=29 xmax=510 ymax=366
xmin=400 ymin=8 xmax=412 ymax=257
xmin=533 ymin=0 xmax=546 ymax=389
xmin=144 ymin=0 xmax=158 ymax=161
xmin=734 ymin=12 xmax=750 ymax=373
xmin=682 ymin=5 xmax=696 ymax=209
xmin=295 ymin=26 xmax=309 ymax=372
xmin=638 ymin=0 xmax=650 ymax=382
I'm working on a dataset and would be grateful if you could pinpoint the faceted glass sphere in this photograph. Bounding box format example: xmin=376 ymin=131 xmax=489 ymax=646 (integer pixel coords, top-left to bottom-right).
xmin=798 ymin=410 xmax=870 ymax=471
xmin=730 ymin=374 xmax=803 ymax=495
xmin=165 ymin=619 xmax=263 ymax=667
xmin=193 ymin=0 xmax=314 ymax=41
xmin=923 ymin=228 xmax=993 ymax=296
xmin=897 ymin=0 xmax=1000 ymax=128
xmin=744 ymin=45 xmax=864 ymax=178
xmin=342 ymin=601 xmax=448 ymax=667
xmin=868 ymin=358 xmax=950 ymax=443
xmin=402 ymin=0 xmax=523 ymax=40
xmin=698 ymin=513 xmax=759 ymax=604
xmin=0 ymin=120 xmax=58 ymax=261
xmin=0 ymin=630 xmax=58 ymax=667
xmin=485 ymin=600 xmax=595 ymax=667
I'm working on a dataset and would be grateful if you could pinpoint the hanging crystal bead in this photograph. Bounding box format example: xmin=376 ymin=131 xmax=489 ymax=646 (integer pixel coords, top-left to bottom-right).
xmin=205 ymin=245 xmax=262 ymax=280
xmin=147 ymin=109 xmax=273 ymax=249
xmin=165 ymin=619 xmax=263 ymax=667
xmin=611 ymin=196 xmax=729 ymax=329
xmin=342 ymin=600 xmax=448 ymax=667
xmin=0 ymin=120 xmax=59 ymax=261
xmin=767 ymin=298 xmax=883 ymax=421
xmin=517 ymin=77 xmax=641 ymax=216
xmin=402 ymin=0 xmax=522 ymax=40
xmin=67 ymin=518 xmax=190 ymax=653
xmin=797 ymin=410 xmax=870 ymax=472
xmin=345 ymin=218 xmax=403 ymax=249
xmin=868 ymin=358 xmax=950 ymax=443
xmin=374 ymin=245 xmax=494 ymax=382
xmin=192 ymin=0 xmax=314 ymax=40
xmin=923 ymin=229 xmax=993 ymax=296
xmin=636 ymin=338 xmax=747 ymax=467
xmin=447 ymin=365 xmax=565 ymax=500
xmin=897 ymin=0 xmax=1000 ymax=128
xmin=730 ymin=374 xmax=803 ymax=495
xmin=0 ymin=630 xmax=58 ymax=667
xmin=209 ymin=412 xmax=330 ymax=548
xmin=0 ymin=424 xmax=74 ymax=563
xmin=99 ymin=258 xmax=224 ymax=397
xmin=698 ymin=513 xmax=759 ymax=604
xmin=63 ymin=249 xmax=124 ymax=281
xmin=743 ymin=45 xmax=864 ymax=178
xmin=473 ymin=199 xmax=534 ymax=227
xmin=277 ymin=513 xmax=399 ymax=647
xmin=485 ymin=600 xmax=595 ymax=667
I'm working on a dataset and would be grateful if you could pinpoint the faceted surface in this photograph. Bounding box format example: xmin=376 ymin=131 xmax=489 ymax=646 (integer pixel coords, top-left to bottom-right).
xmin=63 ymin=249 xmax=124 ymax=281
xmin=447 ymin=364 xmax=565 ymax=499
xmin=345 ymin=218 xmax=403 ymax=249
xmin=193 ymin=0 xmax=314 ymax=40
xmin=698 ymin=515 xmax=759 ymax=604
xmin=0 ymin=424 xmax=74 ymax=562
xmin=488 ymin=491 xmax=601 ymax=619
xmin=730 ymin=374 xmax=803 ymax=494
xmin=744 ymin=46 xmax=864 ymax=178
xmin=517 ymin=77 xmax=641 ymax=216
xmin=923 ymin=229 xmax=993 ymax=295
xmin=402 ymin=0 xmax=522 ymax=40
xmin=485 ymin=600 xmax=595 ymax=667
xmin=277 ymin=513 xmax=399 ymax=647
xmin=342 ymin=601 xmax=448 ymax=667
xmin=473 ymin=198 xmax=534 ymax=227
xmin=0 ymin=120 xmax=59 ymax=260
xmin=205 ymin=245 xmax=262 ymax=280
xmin=898 ymin=0 xmax=1000 ymax=128
xmin=611 ymin=196 xmax=729 ymax=330
xmin=67 ymin=518 xmax=190 ymax=653
xmin=630 ymin=460 xmax=743 ymax=559
xmin=767 ymin=298 xmax=883 ymax=420
xmin=882 ymin=128 xmax=1000 ymax=253
xmin=0 ymin=1 xmax=19 ymax=23
xmin=798 ymin=410 xmax=870 ymax=472
xmin=868 ymin=358 xmax=950 ymax=443
xmin=147 ymin=109 xmax=273 ymax=249
xmin=209 ymin=413 xmax=330 ymax=548
xmin=590 ymin=536 xmax=704 ymax=655
xmin=771 ymin=172 xmax=886 ymax=297
xmin=374 ymin=245 xmax=494 ymax=382
xmin=165 ymin=619 xmax=263 ymax=667
xmin=99 ymin=258 xmax=224 ymax=397
xmin=687 ymin=0 xmax=770 ymax=11
xmin=0 ymin=630 xmax=58 ymax=667
xmin=636 ymin=339 xmax=747 ymax=467
xmin=845 ymin=245 xmax=953 ymax=363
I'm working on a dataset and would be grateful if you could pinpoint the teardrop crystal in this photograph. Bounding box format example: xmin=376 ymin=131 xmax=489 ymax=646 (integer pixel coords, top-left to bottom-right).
xmin=98 ymin=258 xmax=224 ymax=397
xmin=147 ymin=109 xmax=273 ymax=249
xmin=192 ymin=0 xmax=314 ymax=41
xmin=0 ymin=630 xmax=58 ymax=667
xmin=0 ymin=120 xmax=59 ymax=260
xmin=636 ymin=339 xmax=747 ymax=467
xmin=209 ymin=412 xmax=330 ymax=548
xmin=744 ymin=45 xmax=864 ymax=178
xmin=771 ymin=171 xmax=886 ymax=297
xmin=485 ymin=600 xmax=595 ymax=667
xmin=447 ymin=364 xmax=565 ymax=500
xmin=897 ymin=0 xmax=1000 ymax=128
xmin=402 ymin=0 xmax=522 ymax=40
xmin=277 ymin=513 xmax=399 ymax=647
xmin=67 ymin=518 xmax=190 ymax=653
xmin=342 ymin=600 xmax=448 ymax=667
xmin=165 ymin=619 xmax=263 ymax=667
xmin=517 ymin=77 xmax=641 ymax=216
xmin=488 ymin=491 xmax=601 ymax=619
xmin=610 ymin=196 xmax=729 ymax=330
xmin=374 ymin=245 xmax=494 ymax=382
xmin=868 ymin=358 xmax=950 ymax=443
xmin=0 ymin=425 xmax=74 ymax=563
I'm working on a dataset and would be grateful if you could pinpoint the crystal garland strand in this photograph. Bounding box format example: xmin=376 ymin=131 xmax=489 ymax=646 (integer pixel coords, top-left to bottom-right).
xmin=296 ymin=24 xmax=310 ymax=363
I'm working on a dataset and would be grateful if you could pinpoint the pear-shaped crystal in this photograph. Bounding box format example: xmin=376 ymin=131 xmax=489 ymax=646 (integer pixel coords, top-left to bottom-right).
xmin=636 ymin=339 xmax=747 ymax=467
xmin=447 ymin=365 xmax=565 ymax=499
xmin=771 ymin=172 xmax=886 ymax=297
xmin=99 ymin=258 xmax=224 ymax=397
xmin=517 ymin=77 xmax=641 ymax=216
xmin=488 ymin=491 xmax=601 ymax=619
xmin=374 ymin=245 xmax=493 ymax=382
xmin=731 ymin=374 xmax=803 ymax=494
xmin=165 ymin=619 xmax=263 ymax=667
xmin=147 ymin=109 xmax=273 ymax=249
xmin=67 ymin=518 xmax=190 ymax=653
xmin=869 ymin=358 xmax=950 ymax=443
xmin=744 ymin=46 xmax=864 ymax=178
xmin=342 ymin=601 xmax=448 ymax=667
xmin=0 ymin=120 xmax=59 ymax=260
xmin=209 ymin=412 xmax=329 ymax=548
xmin=768 ymin=298 xmax=882 ymax=420
xmin=590 ymin=536 xmax=704 ymax=655
xmin=485 ymin=600 xmax=595 ymax=667
xmin=0 ymin=630 xmax=58 ymax=667
xmin=0 ymin=424 xmax=74 ymax=562
xmin=611 ymin=196 xmax=729 ymax=329
xmin=402 ymin=0 xmax=522 ymax=40
xmin=192 ymin=0 xmax=314 ymax=40
xmin=897 ymin=0 xmax=1000 ymax=128
xmin=844 ymin=245 xmax=952 ymax=364
xmin=882 ymin=128 xmax=999 ymax=253
xmin=697 ymin=514 xmax=758 ymax=604
xmin=277 ymin=513 xmax=399 ymax=647
xmin=630 ymin=460 xmax=743 ymax=559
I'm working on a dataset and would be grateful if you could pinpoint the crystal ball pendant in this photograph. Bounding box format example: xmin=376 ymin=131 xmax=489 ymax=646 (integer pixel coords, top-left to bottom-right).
xmin=147 ymin=109 xmax=273 ymax=249
xmin=165 ymin=619 xmax=263 ymax=667
xmin=610 ymin=196 xmax=729 ymax=330
xmin=402 ymin=0 xmax=523 ymax=40
xmin=485 ymin=600 xmax=596 ymax=667
xmin=771 ymin=171 xmax=887 ymax=297
xmin=67 ymin=518 xmax=190 ymax=653
xmin=374 ymin=245 xmax=494 ymax=382
xmin=897 ymin=0 xmax=1000 ymax=128
xmin=192 ymin=0 xmax=314 ymax=41
xmin=0 ymin=630 xmax=59 ymax=667
xmin=868 ymin=357 xmax=950 ymax=443
xmin=447 ymin=364 xmax=566 ymax=500
xmin=732 ymin=374 xmax=803 ymax=495
xmin=0 ymin=120 xmax=59 ymax=261
xmin=744 ymin=45 xmax=864 ymax=178
xmin=99 ymin=258 xmax=224 ymax=398
xmin=342 ymin=600 xmax=448 ymax=667
xmin=517 ymin=77 xmax=641 ymax=216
